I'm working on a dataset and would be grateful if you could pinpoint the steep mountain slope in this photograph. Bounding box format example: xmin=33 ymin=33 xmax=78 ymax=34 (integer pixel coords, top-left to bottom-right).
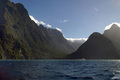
xmin=103 ymin=24 xmax=120 ymax=53
xmin=68 ymin=32 xmax=120 ymax=59
xmin=0 ymin=0 xmax=74 ymax=59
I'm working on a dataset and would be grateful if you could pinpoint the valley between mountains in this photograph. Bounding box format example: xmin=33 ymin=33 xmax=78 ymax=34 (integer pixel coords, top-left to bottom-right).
xmin=0 ymin=0 xmax=120 ymax=59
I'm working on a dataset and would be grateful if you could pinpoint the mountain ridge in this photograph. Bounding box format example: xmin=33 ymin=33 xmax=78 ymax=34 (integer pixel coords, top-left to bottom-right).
xmin=0 ymin=0 xmax=74 ymax=59
xmin=68 ymin=32 xmax=120 ymax=59
xmin=1 ymin=0 xmax=120 ymax=59
xmin=103 ymin=23 xmax=120 ymax=55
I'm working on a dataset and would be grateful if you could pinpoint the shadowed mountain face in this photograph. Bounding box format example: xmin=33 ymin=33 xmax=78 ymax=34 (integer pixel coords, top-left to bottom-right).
xmin=68 ymin=32 xmax=120 ymax=59
xmin=103 ymin=24 xmax=120 ymax=53
xmin=0 ymin=0 xmax=74 ymax=59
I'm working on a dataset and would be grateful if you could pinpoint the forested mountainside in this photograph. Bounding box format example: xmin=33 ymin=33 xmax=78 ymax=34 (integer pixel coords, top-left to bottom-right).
xmin=0 ymin=0 xmax=74 ymax=59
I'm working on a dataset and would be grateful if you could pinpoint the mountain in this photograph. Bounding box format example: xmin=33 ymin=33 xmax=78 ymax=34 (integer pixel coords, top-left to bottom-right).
xmin=0 ymin=0 xmax=74 ymax=59
xmin=68 ymin=32 xmax=120 ymax=59
xmin=67 ymin=39 xmax=86 ymax=51
xmin=103 ymin=24 xmax=120 ymax=53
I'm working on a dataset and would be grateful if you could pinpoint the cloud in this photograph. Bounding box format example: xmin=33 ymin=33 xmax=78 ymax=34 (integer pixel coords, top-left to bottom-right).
xmin=58 ymin=20 xmax=69 ymax=23
xmin=39 ymin=21 xmax=46 ymax=25
xmin=94 ymin=8 xmax=98 ymax=11
xmin=104 ymin=22 xmax=120 ymax=30
xmin=29 ymin=15 xmax=40 ymax=25
xmin=29 ymin=15 xmax=52 ymax=28
xmin=66 ymin=38 xmax=88 ymax=42
xmin=56 ymin=27 xmax=62 ymax=32
xmin=63 ymin=20 xmax=69 ymax=23
xmin=46 ymin=24 xmax=52 ymax=28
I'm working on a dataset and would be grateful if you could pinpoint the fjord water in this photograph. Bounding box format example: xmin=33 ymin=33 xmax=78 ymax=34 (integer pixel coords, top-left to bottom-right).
xmin=0 ymin=60 xmax=120 ymax=80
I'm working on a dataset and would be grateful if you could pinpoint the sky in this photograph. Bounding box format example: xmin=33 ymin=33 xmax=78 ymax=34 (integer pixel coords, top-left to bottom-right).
xmin=10 ymin=0 xmax=120 ymax=40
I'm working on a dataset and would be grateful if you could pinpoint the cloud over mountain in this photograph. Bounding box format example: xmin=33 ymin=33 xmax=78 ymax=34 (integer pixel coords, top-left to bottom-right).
xmin=39 ymin=21 xmax=46 ymax=25
xmin=29 ymin=15 xmax=40 ymax=25
xmin=66 ymin=38 xmax=87 ymax=43
xmin=66 ymin=38 xmax=87 ymax=50
xmin=29 ymin=15 xmax=52 ymax=28
xmin=104 ymin=22 xmax=120 ymax=30
xmin=56 ymin=27 xmax=62 ymax=32
xmin=46 ymin=24 xmax=52 ymax=28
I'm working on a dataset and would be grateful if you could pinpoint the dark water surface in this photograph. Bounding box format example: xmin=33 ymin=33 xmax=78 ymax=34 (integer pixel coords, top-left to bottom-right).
xmin=0 ymin=60 xmax=120 ymax=80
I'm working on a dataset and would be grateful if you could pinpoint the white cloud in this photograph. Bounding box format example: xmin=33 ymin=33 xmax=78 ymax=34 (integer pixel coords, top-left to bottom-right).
xmin=63 ymin=35 xmax=66 ymax=38
xmin=66 ymin=38 xmax=88 ymax=42
xmin=58 ymin=20 xmax=69 ymax=23
xmin=94 ymin=8 xmax=98 ymax=11
xmin=56 ymin=27 xmax=62 ymax=32
xmin=66 ymin=38 xmax=88 ymax=50
xmin=29 ymin=15 xmax=52 ymax=28
xmin=39 ymin=21 xmax=46 ymax=25
xmin=29 ymin=15 xmax=40 ymax=25
xmin=46 ymin=24 xmax=52 ymax=28
xmin=63 ymin=20 xmax=69 ymax=23
xmin=104 ymin=22 xmax=120 ymax=30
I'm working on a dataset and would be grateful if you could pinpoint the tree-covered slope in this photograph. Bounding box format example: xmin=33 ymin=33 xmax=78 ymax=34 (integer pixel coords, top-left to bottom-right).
xmin=0 ymin=0 xmax=74 ymax=59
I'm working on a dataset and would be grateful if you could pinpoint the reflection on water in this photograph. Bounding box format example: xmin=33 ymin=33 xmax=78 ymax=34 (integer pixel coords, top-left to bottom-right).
xmin=0 ymin=60 xmax=120 ymax=80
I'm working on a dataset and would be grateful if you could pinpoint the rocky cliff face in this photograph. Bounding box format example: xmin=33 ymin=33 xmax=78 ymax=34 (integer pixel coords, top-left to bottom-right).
xmin=0 ymin=0 xmax=74 ymax=59
xmin=68 ymin=32 xmax=120 ymax=59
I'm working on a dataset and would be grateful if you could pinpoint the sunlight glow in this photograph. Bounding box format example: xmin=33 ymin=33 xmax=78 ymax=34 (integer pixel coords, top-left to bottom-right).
xmin=104 ymin=22 xmax=120 ymax=30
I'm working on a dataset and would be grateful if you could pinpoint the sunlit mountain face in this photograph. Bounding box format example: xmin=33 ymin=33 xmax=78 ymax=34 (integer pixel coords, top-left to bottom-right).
xmin=103 ymin=23 xmax=120 ymax=54
xmin=0 ymin=0 xmax=75 ymax=59
xmin=104 ymin=22 xmax=120 ymax=30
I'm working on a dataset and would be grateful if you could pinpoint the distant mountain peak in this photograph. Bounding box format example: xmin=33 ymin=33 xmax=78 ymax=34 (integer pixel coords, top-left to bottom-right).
xmin=88 ymin=32 xmax=102 ymax=40
xmin=104 ymin=22 xmax=120 ymax=30
xmin=109 ymin=24 xmax=120 ymax=30
xmin=68 ymin=32 xmax=120 ymax=59
xmin=103 ymin=22 xmax=120 ymax=55
xmin=89 ymin=32 xmax=101 ymax=37
xmin=104 ymin=23 xmax=120 ymax=35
